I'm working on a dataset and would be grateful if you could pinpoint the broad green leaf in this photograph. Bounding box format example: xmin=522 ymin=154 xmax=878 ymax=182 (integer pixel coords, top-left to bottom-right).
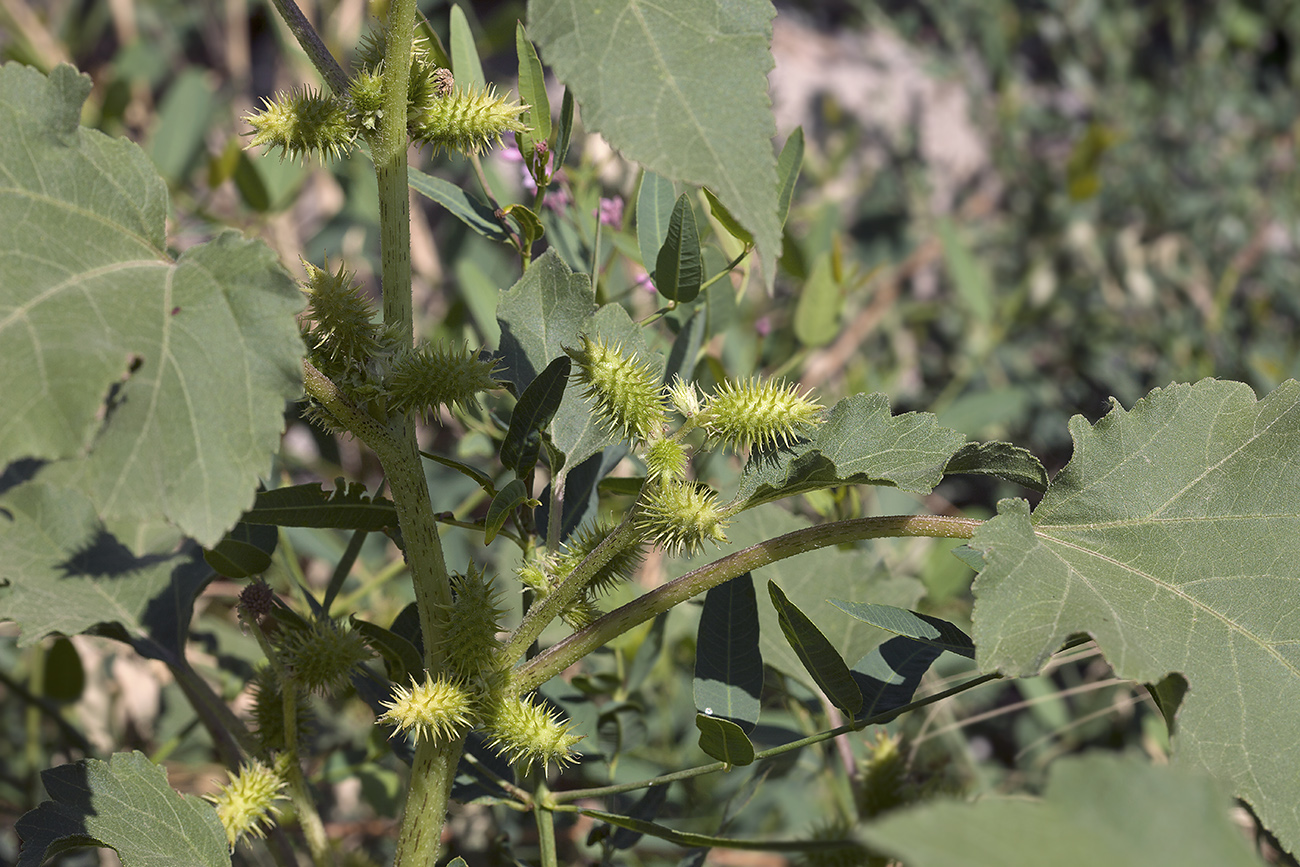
xmin=969 ymin=379 xmax=1300 ymax=854
xmin=852 ymin=637 xmax=945 ymax=721
xmin=636 ymin=172 xmax=677 ymax=276
xmin=515 ymin=23 xmax=551 ymax=159
xmin=528 ymin=0 xmax=782 ymax=289
xmin=775 ymin=127 xmax=804 ymax=228
xmin=694 ymin=573 xmax=763 ymax=730
xmin=485 ymin=478 xmax=529 ymax=544
xmin=655 ymin=194 xmax=703 ymax=304
xmin=829 ymin=602 xmax=975 ymax=659
xmin=241 ymin=482 xmax=398 ymax=530
xmin=793 ymin=253 xmax=840 ymax=346
xmin=0 ymin=64 xmax=304 ymax=550
xmin=0 ymin=483 xmax=213 ymax=653
xmin=768 ymin=581 xmax=862 ymax=716
xmin=449 ymin=5 xmax=485 ymax=91
xmin=862 ymin=753 xmax=1265 ymax=867
xmin=16 ymin=751 xmax=229 ymax=867
xmin=703 ymin=188 xmax=754 ymax=247
xmin=944 ymin=441 xmax=1049 ymax=493
xmin=501 ymin=355 xmax=571 ymax=476
xmin=408 ymin=168 xmax=510 ymax=243
xmin=735 ymin=393 xmax=968 ymax=510
xmin=497 ymin=250 xmax=657 ymax=468
xmin=668 ymin=506 xmax=923 ymax=691
xmin=203 ymin=521 xmax=277 ymax=578
xmin=694 ymin=714 xmax=756 ymax=765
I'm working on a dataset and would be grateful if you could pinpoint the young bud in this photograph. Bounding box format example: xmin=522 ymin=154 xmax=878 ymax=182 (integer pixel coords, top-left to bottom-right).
xmin=206 ymin=759 xmax=287 ymax=850
xmin=385 ymin=343 xmax=501 ymax=417
xmin=437 ymin=565 xmax=506 ymax=679
xmin=279 ymin=616 xmax=374 ymax=696
xmin=700 ymin=378 xmax=823 ymax=453
xmin=483 ymin=694 xmax=582 ymax=773
xmin=566 ymin=335 xmax=666 ymax=444
xmin=643 ymin=435 xmax=688 ymax=482
xmin=244 ymin=87 xmax=354 ymax=162
xmin=409 ymin=85 xmax=528 ymax=156
xmin=638 ymin=480 xmax=729 ymax=557
xmin=347 ymin=67 xmax=386 ymax=132
xmin=665 ymin=376 xmax=703 ymax=418
xmin=249 ymin=667 xmax=313 ymax=752
xmin=378 ymin=675 xmax=475 ymax=744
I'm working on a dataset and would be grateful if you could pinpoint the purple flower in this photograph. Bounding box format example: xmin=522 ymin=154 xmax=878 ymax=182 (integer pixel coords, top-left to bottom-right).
xmin=755 ymin=316 xmax=772 ymax=337
xmin=596 ymin=196 xmax=624 ymax=228
xmin=631 ymin=266 xmax=656 ymax=293
xmin=543 ymin=186 xmax=572 ymax=212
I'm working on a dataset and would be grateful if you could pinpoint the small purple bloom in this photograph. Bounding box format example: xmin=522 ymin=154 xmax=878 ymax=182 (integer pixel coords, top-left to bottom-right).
xmin=596 ymin=196 xmax=624 ymax=228
xmin=755 ymin=316 xmax=772 ymax=337
xmin=543 ymin=186 xmax=572 ymax=211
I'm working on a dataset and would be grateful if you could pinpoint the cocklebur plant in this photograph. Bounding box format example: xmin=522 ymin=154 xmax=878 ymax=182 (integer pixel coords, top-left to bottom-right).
xmin=5 ymin=1 xmax=1300 ymax=866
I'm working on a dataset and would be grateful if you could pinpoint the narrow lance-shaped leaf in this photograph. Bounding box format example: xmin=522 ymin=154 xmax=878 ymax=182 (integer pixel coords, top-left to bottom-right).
xmin=775 ymin=127 xmax=804 ymax=228
xmin=501 ymin=355 xmax=572 ymax=476
xmin=694 ymin=572 xmax=763 ymax=730
xmin=515 ymin=22 xmax=551 ymax=159
xmin=204 ymin=522 xmax=277 ymax=579
xmin=655 ymin=193 xmax=703 ymax=304
xmin=240 ymin=482 xmax=398 ymax=530
xmin=829 ymin=601 xmax=975 ymax=659
xmin=555 ymin=88 xmax=575 ymax=169
xmin=636 ymin=172 xmax=677 ymax=277
xmin=768 ymin=581 xmax=862 ymax=717
xmin=449 ymin=4 xmax=485 ymax=91
xmin=15 ymin=751 xmax=230 ymax=867
xmin=852 ymin=637 xmax=946 ymax=722
xmin=485 ymin=478 xmax=530 ymax=544
xmin=969 ymin=378 xmax=1300 ymax=855
xmin=408 ymin=168 xmax=510 ymax=243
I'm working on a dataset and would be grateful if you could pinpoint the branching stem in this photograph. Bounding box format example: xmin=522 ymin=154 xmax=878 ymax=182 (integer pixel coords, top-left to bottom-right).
xmin=514 ymin=514 xmax=980 ymax=693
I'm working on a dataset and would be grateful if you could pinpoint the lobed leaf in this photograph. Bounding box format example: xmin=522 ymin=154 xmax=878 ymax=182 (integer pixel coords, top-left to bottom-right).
xmin=970 ymin=378 xmax=1300 ymax=854
xmin=0 ymin=63 xmax=303 ymax=550
xmin=862 ymin=753 xmax=1265 ymax=867
xmin=527 ymin=0 xmax=782 ymax=288
xmin=735 ymin=393 xmax=967 ymax=510
xmin=16 ymin=751 xmax=229 ymax=867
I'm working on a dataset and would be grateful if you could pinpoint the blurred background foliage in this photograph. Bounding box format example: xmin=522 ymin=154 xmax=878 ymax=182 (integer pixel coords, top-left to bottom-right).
xmin=1 ymin=0 xmax=1297 ymax=864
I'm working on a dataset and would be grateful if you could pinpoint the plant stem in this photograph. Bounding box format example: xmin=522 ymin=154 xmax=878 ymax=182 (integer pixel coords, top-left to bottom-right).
xmin=393 ymin=736 xmax=464 ymax=865
xmin=549 ymin=671 xmax=1001 ymax=804
xmin=502 ymin=502 xmax=646 ymax=666
xmin=535 ymin=784 xmax=559 ymax=867
xmin=514 ymin=514 xmax=980 ymax=693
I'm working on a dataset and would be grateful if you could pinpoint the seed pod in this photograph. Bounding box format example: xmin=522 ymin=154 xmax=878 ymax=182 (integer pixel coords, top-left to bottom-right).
xmin=378 ymin=675 xmax=475 ymax=744
xmin=205 ymin=759 xmax=287 ymax=850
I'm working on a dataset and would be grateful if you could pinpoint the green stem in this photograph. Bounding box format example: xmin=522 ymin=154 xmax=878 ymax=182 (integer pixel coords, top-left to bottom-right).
xmin=393 ymin=736 xmax=464 ymax=865
xmin=502 ymin=501 xmax=647 ymax=666
xmin=280 ymin=686 xmax=333 ymax=865
xmin=550 ymin=671 xmax=1001 ymax=804
xmin=514 ymin=514 xmax=980 ymax=693
xmin=535 ymin=785 xmax=559 ymax=867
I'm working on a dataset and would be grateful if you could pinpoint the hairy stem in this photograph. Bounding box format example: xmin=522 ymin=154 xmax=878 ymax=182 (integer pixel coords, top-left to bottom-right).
xmin=393 ymin=735 xmax=464 ymax=865
xmin=514 ymin=514 xmax=980 ymax=693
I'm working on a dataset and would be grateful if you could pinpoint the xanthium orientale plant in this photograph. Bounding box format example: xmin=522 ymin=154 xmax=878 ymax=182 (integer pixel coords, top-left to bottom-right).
xmin=2 ymin=1 xmax=1298 ymax=866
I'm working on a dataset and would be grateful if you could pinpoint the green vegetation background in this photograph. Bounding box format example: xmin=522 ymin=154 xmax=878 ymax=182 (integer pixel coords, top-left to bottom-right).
xmin=1 ymin=0 xmax=1297 ymax=864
